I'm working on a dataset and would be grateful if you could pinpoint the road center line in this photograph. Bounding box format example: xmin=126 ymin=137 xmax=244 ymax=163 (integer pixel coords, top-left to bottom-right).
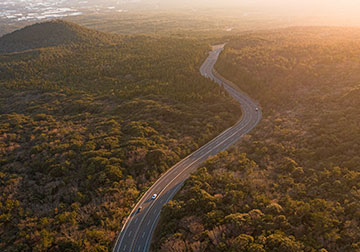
xmin=113 ymin=44 xmax=262 ymax=252
xmin=130 ymin=103 xmax=254 ymax=251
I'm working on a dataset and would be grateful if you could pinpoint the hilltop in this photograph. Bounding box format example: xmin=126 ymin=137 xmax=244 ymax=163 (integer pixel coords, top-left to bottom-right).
xmin=0 ymin=21 xmax=241 ymax=251
xmin=0 ymin=20 xmax=119 ymax=54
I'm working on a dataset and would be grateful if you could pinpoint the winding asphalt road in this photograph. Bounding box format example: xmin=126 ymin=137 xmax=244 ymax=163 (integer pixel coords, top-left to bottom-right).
xmin=113 ymin=44 xmax=262 ymax=252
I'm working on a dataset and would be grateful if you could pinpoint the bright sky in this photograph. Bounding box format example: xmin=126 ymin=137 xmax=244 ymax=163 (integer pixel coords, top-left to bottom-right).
xmin=156 ymin=0 xmax=360 ymax=24
xmin=159 ymin=0 xmax=360 ymax=13
xmin=248 ymin=0 xmax=359 ymax=12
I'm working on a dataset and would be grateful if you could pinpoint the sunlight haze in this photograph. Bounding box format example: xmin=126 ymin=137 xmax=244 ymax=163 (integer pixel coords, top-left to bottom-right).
xmin=1 ymin=0 xmax=360 ymax=251
xmin=155 ymin=0 xmax=360 ymax=25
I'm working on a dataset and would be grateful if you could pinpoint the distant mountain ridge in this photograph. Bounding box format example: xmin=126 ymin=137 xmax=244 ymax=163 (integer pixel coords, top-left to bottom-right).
xmin=0 ymin=20 xmax=118 ymax=54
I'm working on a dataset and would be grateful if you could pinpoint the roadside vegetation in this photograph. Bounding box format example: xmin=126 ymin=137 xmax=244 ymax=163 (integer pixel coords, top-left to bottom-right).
xmin=152 ymin=27 xmax=360 ymax=252
xmin=0 ymin=20 xmax=241 ymax=251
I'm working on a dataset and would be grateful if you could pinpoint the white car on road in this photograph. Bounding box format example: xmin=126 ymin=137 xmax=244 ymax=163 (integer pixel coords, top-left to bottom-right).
xmin=151 ymin=194 xmax=157 ymax=200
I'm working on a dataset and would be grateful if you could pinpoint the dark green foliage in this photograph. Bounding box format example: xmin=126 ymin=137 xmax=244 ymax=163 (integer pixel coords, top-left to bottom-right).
xmin=0 ymin=20 xmax=120 ymax=54
xmin=153 ymin=27 xmax=360 ymax=252
xmin=0 ymin=22 xmax=241 ymax=251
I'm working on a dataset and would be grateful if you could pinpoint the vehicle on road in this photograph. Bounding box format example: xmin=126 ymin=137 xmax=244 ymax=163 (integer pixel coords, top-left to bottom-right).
xmin=136 ymin=206 xmax=142 ymax=213
xmin=113 ymin=44 xmax=262 ymax=252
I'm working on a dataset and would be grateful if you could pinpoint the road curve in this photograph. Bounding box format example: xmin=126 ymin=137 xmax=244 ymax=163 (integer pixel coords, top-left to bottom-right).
xmin=113 ymin=44 xmax=262 ymax=252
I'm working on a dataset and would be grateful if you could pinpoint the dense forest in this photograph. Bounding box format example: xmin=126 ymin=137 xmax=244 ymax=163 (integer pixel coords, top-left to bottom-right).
xmin=0 ymin=20 xmax=241 ymax=251
xmin=152 ymin=27 xmax=360 ymax=251
xmin=0 ymin=20 xmax=121 ymax=54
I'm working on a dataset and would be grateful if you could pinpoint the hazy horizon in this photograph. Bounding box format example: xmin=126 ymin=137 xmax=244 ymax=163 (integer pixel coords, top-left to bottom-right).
xmin=2 ymin=1 xmax=360 ymax=252
xmin=2 ymin=0 xmax=360 ymax=27
xmin=154 ymin=0 xmax=360 ymax=23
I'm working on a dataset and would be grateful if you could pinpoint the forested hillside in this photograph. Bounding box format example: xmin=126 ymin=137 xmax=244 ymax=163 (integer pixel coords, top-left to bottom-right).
xmin=0 ymin=21 xmax=241 ymax=251
xmin=216 ymin=27 xmax=360 ymax=109
xmin=152 ymin=27 xmax=360 ymax=251
xmin=0 ymin=20 xmax=121 ymax=54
